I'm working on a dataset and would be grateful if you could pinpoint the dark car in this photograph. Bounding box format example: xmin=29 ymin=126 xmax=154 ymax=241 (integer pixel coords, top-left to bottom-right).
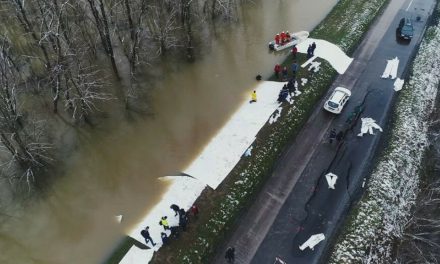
xmin=397 ymin=18 xmax=414 ymax=40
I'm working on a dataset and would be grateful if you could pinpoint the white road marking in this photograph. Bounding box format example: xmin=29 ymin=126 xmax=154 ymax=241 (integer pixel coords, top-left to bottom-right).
xmin=406 ymin=0 xmax=414 ymax=11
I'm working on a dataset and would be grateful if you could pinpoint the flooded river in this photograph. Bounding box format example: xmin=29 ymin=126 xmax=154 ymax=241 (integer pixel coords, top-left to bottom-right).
xmin=0 ymin=0 xmax=338 ymax=263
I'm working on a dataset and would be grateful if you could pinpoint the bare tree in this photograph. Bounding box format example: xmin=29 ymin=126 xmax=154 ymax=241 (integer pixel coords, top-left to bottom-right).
xmin=0 ymin=36 xmax=52 ymax=188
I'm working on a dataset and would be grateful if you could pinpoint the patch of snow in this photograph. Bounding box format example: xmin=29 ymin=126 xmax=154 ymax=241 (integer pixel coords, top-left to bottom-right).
xmin=357 ymin=118 xmax=383 ymax=137
xmin=297 ymin=38 xmax=353 ymax=74
xmin=308 ymin=61 xmax=321 ymax=72
xmin=381 ymin=57 xmax=399 ymax=79
xmin=301 ymin=78 xmax=308 ymax=86
xmin=184 ymin=81 xmax=282 ymax=189
xmin=393 ymin=78 xmax=404 ymax=91
xmin=269 ymin=107 xmax=283 ymax=124
xmin=244 ymin=146 xmax=253 ymax=157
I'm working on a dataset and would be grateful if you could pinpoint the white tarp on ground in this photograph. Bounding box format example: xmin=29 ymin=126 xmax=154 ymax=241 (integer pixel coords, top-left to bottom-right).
xmin=120 ymin=245 xmax=155 ymax=264
xmin=125 ymin=176 xmax=206 ymax=247
xmin=357 ymin=118 xmax=383 ymax=137
xmin=183 ymin=81 xmax=283 ymax=189
xmin=381 ymin=57 xmax=399 ymax=79
xmin=297 ymin=38 xmax=353 ymax=74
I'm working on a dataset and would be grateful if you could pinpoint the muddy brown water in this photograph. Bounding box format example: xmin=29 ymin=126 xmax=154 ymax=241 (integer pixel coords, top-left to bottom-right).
xmin=0 ymin=1 xmax=338 ymax=263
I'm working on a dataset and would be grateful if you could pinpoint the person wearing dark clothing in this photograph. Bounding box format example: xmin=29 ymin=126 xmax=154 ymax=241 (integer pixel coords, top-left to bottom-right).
xmin=282 ymin=66 xmax=288 ymax=81
xmin=170 ymin=226 xmax=180 ymax=239
xmin=170 ymin=204 xmax=180 ymax=216
xmin=140 ymin=226 xmax=156 ymax=247
xmin=277 ymin=86 xmax=289 ymax=103
xmin=311 ymin=42 xmax=317 ymax=55
xmin=179 ymin=214 xmax=188 ymax=231
xmin=329 ymin=129 xmax=337 ymax=144
xmin=307 ymin=45 xmax=313 ymax=59
xmin=161 ymin=232 xmax=169 ymax=245
xmin=287 ymin=78 xmax=296 ymax=95
xmin=225 ymin=247 xmax=235 ymax=263
xmin=336 ymin=131 xmax=344 ymax=142
xmin=191 ymin=205 xmax=199 ymax=218
xmin=274 ymin=64 xmax=281 ymax=80
xmin=291 ymin=61 xmax=299 ymax=76
xmin=178 ymin=208 xmax=186 ymax=217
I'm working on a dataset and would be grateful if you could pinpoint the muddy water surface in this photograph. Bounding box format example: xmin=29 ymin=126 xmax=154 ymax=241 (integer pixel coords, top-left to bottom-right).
xmin=0 ymin=0 xmax=338 ymax=263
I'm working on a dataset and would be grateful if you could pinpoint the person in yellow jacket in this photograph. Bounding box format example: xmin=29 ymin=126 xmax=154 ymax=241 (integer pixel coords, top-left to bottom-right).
xmin=160 ymin=216 xmax=170 ymax=230
xmin=250 ymin=90 xmax=257 ymax=103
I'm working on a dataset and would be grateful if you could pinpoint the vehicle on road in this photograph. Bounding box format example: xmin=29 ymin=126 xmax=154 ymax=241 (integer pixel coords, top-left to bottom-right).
xmin=397 ymin=18 xmax=414 ymax=40
xmin=323 ymin=87 xmax=351 ymax=114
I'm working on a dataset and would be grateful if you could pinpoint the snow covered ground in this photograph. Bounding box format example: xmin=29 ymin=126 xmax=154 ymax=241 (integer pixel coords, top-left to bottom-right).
xmin=329 ymin=26 xmax=440 ymax=264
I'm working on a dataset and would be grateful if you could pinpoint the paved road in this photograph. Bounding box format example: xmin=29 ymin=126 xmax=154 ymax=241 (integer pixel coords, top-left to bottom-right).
xmin=213 ymin=0 xmax=436 ymax=263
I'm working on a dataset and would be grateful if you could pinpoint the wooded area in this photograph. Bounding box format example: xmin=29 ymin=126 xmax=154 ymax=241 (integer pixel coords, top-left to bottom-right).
xmin=0 ymin=0 xmax=244 ymax=190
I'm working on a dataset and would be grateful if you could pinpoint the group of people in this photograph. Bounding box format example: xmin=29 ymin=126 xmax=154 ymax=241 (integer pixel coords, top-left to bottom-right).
xmin=274 ymin=31 xmax=292 ymax=45
xmin=307 ymin=42 xmax=317 ymax=59
xmin=140 ymin=204 xmax=199 ymax=247
xmin=277 ymin=78 xmax=297 ymax=103
xmin=273 ymin=60 xmax=299 ymax=81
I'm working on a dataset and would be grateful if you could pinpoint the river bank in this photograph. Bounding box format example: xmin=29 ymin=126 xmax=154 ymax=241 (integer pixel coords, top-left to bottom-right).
xmin=329 ymin=2 xmax=440 ymax=262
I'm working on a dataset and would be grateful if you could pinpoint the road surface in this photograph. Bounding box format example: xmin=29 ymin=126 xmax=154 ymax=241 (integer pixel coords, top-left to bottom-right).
xmin=213 ymin=0 xmax=437 ymax=263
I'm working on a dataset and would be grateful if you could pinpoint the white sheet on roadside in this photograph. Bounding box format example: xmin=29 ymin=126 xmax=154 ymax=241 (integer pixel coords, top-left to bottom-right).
xmin=381 ymin=57 xmax=399 ymax=79
xmin=325 ymin=173 xmax=338 ymax=189
xmin=299 ymin=233 xmax=325 ymax=251
xmin=357 ymin=118 xmax=383 ymax=137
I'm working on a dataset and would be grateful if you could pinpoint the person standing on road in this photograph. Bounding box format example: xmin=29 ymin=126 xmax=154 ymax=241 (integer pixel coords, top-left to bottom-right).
xmin=274 ymin=64 xmax=281 ymax=80
xmin=140 ymin=226 xmax=156 ymax=247
xmin=225 ymin=246 xmax=235 ymax=263
xmin=329 ymin=129 xmax=337 ymax=144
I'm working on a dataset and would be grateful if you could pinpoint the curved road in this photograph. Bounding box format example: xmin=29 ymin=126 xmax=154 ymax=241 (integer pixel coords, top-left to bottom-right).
xmin=213 ymin=0 xmax=436 ymax=263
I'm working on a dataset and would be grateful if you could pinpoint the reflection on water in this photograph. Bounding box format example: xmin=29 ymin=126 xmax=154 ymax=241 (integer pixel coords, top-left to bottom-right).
xmin=0 ymin=0 xmax=337 ymax=263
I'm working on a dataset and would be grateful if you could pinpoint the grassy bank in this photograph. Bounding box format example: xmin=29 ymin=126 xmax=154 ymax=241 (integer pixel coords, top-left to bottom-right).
xmin=106 ymin=0 xmax=391 ymax=263
xmin=329 ymin=3 xmax=440 ymax=263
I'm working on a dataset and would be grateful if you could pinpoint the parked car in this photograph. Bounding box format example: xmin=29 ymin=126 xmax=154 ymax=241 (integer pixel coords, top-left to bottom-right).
xmin=397 ymin=18 xmax=414 ymax=40
xmin=323 ymin=87 xmax=351 ymax=114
